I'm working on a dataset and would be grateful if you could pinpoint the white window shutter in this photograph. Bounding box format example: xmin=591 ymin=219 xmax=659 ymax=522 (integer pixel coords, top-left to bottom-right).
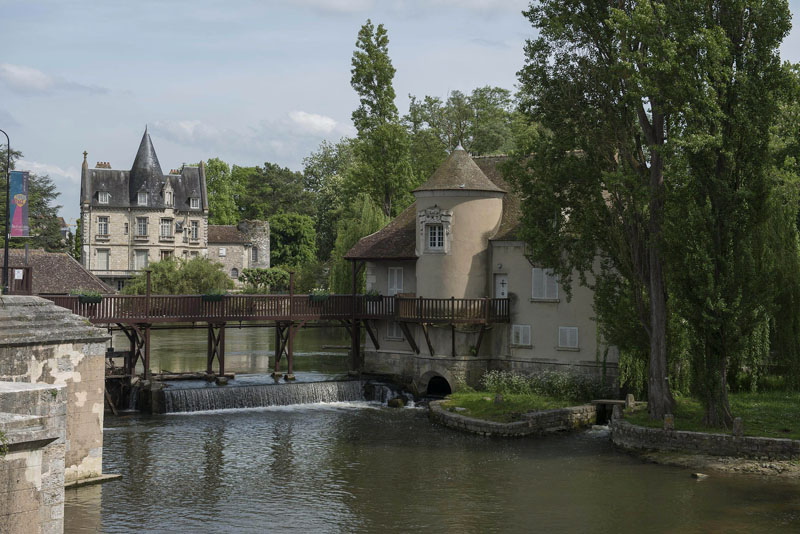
xmin=532 ymin=268 xmax=544 ymax=298
xmin=545 ymin=269 xmax=558 ymax=299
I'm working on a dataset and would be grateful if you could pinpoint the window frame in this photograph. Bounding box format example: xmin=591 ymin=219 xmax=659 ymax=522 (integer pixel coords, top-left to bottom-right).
xmin=134 ymin=250 xmax=149 ymax=270
xmin=190 ymin=197 xmax=200 ymax=209
xmin=532 ymin=267 xmax=559 ymax=301
xmin=387 ymin=267 xmax=403 ymax=296
xmin=251 ymin=246 xmax=258 ymax=263
xmin=98 ymin=191 xmax=110 ymax=205
xmin=138 ymin=191 xmax=148 ymax=206
xmin=511 ymin=324 xmax=531 ymax=347
xmin=160 ymin=218 xmax=173 ymax=238
xmin=135 ymin=217 xmax=148 ymax=237
xmin=558 ymin=326 xmax=579 ymax=350
xmin=97 ymin=216 xmax=109 ymax=236
xmin=426 ymin=223 xmax=444 ymax=251
xmin=386 ymin=321 xmax=404 ymax=340
xmin=96 ymin=248 xmax=110 ymax=270
xmin=219 ymin=247 xmax=227 ymax=257
xmin=190 ymin=220 xmax=199 ymax=240
xmin=231 ymin=267 xmax=239 ymax=279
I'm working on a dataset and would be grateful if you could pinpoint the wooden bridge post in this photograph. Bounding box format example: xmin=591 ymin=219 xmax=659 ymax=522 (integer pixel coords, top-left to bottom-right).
xmin=143 ymin=324 xmax=151 ymax=380
xmin=272 ymin=323 xmax=283 ymax=379
xmin=285 ymin=272 xmax=296 ymax=380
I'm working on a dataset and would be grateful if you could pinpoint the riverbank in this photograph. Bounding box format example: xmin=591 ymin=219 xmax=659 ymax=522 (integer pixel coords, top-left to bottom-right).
xmin=635 ymin=450 xmax=800 ymax=478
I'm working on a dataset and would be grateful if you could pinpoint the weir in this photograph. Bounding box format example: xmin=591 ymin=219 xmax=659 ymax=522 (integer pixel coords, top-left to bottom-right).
xmin=160 ymin=379 xmax=378 ymax=413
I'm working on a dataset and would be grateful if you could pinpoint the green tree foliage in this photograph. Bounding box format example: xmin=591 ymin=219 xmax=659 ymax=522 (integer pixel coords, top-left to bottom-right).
xmin=329 ymin=193 xmax=388 ymax=293
xmin=205 ymin=157 xmax=239 ymax=225
xmin=349 ymin=20 xmax=414 ymax=217
xmin=70 ymin=219 xmax=82 ymax=261
xmin=235 ymin=163 xmax=314 ymax=220
xmin=121 ymin=257 xmax=234 ymax=295
xmin=269 ymin=213 xmax=317 ymax=268
xmin=0 ymin=147 xmax=65 ymax=252
xmin=239 ymin=267 xmax=290 ymax=293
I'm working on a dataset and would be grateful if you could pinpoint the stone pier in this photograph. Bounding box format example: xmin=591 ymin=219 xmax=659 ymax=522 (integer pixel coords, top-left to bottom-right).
xmin=0 ymin=296 xmax=110 ymax=484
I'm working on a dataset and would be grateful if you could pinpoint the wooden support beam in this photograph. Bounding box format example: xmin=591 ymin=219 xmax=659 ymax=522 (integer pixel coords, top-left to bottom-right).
xmin=421 ymin=324 xmax=435 ymax=356
xmin=364 ymin=320 xmax=379 ymax=350
xmin=206 ymin=323 xmax=226 ymax=376
xmin=399 ymin=322 xmax=419 ymax=354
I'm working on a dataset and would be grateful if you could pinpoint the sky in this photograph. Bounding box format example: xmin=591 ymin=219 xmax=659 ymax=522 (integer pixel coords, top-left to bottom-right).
xmin=2 ymin=0 xmax=800 ymax=226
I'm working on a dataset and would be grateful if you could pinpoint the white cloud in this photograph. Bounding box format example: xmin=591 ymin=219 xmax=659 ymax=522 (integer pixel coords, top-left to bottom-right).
xmin=18 ymin=159 xmax=81 ymax=184
xmin=0 ymin=63 xmax=108 ymax=95
xmin=151 ymin=120 xmax=223 ymax=146
xmin=287 ymin=111 xmax=338 ymax=135
xmin=292 ymin=0 xmax=374 ymax=13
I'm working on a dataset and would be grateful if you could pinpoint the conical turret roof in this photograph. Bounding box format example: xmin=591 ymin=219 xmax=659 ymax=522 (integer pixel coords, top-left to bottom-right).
xmin=413 ymin=145 xmax=505 ymax=194
xmin=129 ymin=127 xmax=163 ymax=203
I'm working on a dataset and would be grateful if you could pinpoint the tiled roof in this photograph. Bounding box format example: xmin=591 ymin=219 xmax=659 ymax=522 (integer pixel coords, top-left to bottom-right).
xmin=0 ymin=249 xmax=113 ymax=295
xmin=413 ymin=146 xmax=505 ymax=194
xmin=346 ymin=155 xmax=521 ymax=261
xmin=208 ymin=225 xmax=247 ymax=244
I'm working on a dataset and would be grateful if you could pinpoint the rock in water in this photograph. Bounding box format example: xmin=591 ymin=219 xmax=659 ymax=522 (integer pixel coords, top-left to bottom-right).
xmin=692 ymin=473 xmax=708 ymax=480
xmin=215 ymin=376 xmax=229 ymax=386
xmin=388 ymin=396 xmax=406 ymax=408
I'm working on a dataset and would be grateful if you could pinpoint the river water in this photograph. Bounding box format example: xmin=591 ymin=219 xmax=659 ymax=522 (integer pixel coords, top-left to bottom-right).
xmin=65 ymin=328 xmax=800 ymax=533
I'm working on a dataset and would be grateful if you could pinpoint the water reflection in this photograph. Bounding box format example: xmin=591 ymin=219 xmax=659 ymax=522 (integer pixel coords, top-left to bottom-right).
xmin=66 ymin=406 xmax=800 ymax=534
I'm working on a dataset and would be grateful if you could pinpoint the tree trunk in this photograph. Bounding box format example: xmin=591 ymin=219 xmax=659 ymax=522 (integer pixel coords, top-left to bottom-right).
xmin=647 ymin=250 xmax=675 ymax=420
xmin=701 ymin=346 xmax=734 ymax=428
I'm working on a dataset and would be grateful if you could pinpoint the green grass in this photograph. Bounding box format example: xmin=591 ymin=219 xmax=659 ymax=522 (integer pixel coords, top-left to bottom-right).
xmin=441 ymin=392 xmax=579 ymax=423
xmin=625 ymin=391 xmax=800 ymax=440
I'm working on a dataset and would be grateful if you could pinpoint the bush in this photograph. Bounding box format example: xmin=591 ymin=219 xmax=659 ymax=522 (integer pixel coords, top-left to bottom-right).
xmin=122 ymin=257 xmax=234 ymax=295
xmin=240 ymin=267 xmax=290 ymax=293
xmin=479 ymin=370 xmax=614 ymax=403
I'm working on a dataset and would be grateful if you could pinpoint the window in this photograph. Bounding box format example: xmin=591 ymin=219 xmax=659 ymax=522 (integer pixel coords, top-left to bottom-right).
xmin=134 ymin=250 xmax=149 ymax=270
xmin=558 ymin=327 xmax=579 ymax=349
xmin=124 ymin=223 xmax=129 ymax=235
xmin=160 ymin=250 xmax=172 ymax=261
xmin=231 ymin=268 xmax=239 ymax=279
xmin=190 ymin=251 xmax=199 ymax=258
xmin=136 ymin=217 xmax=148 ymax=237
xmin=138 ymin=191 xmax=148 ymax=206
xmin=532 ymin=268 xmax=558 ymax=300
xmin=98 ymin=191 xmax=109 ymax=204
xmin=96 ymin=249 xmax=110 ymax=270
xmin=427 ymin=224 xmax=444 ymax=250
xmin=97 ymin=216 xmax=109 ymax=235
xmin=511 ymin=324 xmax=531 ymax=347
xmin=190 ymin=197 xmax=200 ymax=209
xmin=160 ymin=218 xmax=173 ymax=238
xmin=388 ymin=267 xmax=403 ymax=296
xmin=190 ymin=220 xmax=199 ymax=240
xmin=165 ymin=191 xmax=173 ymax=206
xmin=219 ymin=247 xmax=227 ymax=257
xmin=387 ymin=321 xmax=403 ymax=340
xmin=251 ymin=247 xmax=258 ymax=263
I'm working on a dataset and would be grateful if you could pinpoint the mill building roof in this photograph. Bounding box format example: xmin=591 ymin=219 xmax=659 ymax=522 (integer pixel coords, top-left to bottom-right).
xmin=412 ymin=145 xmax=505 ymax=194
xmin=208 ymin=225 xmax=248 ymax=244
xmin=0 ymin=249 xmax=114 ymax=295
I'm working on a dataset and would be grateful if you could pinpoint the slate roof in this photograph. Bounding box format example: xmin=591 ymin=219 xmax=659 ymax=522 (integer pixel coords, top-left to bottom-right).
xmin=0 ymin=249 xmax=114 ymax=295
xmin=81 ymin=129 xmax=208 ymax=211
xmin=413 ymin=146 xmax=505 ymax=194
xmin=345 ymin=154 xmax=522 ymax=261
xmin=208 ymin=225 xmax=248 ymax=244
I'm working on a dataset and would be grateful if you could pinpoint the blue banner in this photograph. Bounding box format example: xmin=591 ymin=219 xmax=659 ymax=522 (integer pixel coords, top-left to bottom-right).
xmin=9 ymin=170 xmax=29 ymax=237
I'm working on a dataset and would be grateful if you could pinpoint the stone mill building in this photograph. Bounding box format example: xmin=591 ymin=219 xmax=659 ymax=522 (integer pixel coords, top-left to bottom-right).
xmin=80 ymin=129 xmax=269 ymax=289
xmin=346 ymin=146 xmax=618 ymax=395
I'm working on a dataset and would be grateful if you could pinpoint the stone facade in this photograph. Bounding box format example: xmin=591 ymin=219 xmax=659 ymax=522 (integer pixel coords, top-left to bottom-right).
xmin=429 ymin=400 xmax=597 ymax=437
xmin=80 ymin=130 xmax=269 ymax=290
xmin=0 ymin=381 xmax=67 ymax=534
xmin=0 ymin=296 xmax=109 ymax=484
xmin=611 ymin=418 xmax=800 ymax=460
xmin=207 ymin=220 xmax=270 ymax=285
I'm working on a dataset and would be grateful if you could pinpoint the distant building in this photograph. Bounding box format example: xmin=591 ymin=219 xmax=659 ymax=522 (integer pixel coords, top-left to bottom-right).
xmin=80 ymin=129 xmax=269 ymax=290
xmin=346 ymin=147 xmax=618 ymax=394
xmin=208 ymin=221 xmax=270 ymax=283
xmin=0 ymin=249 xmax=112 ymax=295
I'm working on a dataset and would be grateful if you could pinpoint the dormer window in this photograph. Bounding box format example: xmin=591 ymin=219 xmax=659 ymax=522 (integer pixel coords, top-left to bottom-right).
xmin=190 ymin=197 xmax=200 ymax=209
xmin=165 ymin=191 xmax=173 ymax=207
xmin=427 ymin=224 xmax=444 ymax=250
xmin=138 ymin=192 xmax=148 ymax=206
xmin=98 ymin=191 xmax=110 ymax=204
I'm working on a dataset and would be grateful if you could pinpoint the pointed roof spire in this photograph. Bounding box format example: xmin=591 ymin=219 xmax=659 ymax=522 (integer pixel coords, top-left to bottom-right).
xmin=129 ymin=127 xmax=164 ymax=203
xmin=413 ymin=147 xmax=504 ymax=194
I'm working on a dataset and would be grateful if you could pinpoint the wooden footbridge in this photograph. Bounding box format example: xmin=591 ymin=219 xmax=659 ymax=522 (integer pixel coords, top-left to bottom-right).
xmin=43 ymin=276 xmax=509 ymax=381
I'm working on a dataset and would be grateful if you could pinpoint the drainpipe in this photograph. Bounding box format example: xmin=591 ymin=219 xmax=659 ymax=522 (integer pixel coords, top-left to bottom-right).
xmin=1 ymin=128 xmax=9 ymax=295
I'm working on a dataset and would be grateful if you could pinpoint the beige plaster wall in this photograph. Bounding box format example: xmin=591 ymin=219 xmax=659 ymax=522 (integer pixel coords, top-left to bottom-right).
xmin=414 ymin=191 xmax=503 ymax=299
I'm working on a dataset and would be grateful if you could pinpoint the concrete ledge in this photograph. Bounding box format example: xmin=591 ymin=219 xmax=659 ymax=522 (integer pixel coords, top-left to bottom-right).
xmin=64 ymin=473 xmax=122 ymax=489
xmin=429 ymin=400 xmax=596 ymax=437
xmin=611 ymin=418 xmax=800 ymax=460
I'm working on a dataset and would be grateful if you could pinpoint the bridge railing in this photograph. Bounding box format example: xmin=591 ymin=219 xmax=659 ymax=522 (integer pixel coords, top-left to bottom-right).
xmin=40 ymin=294 xmax=510 ymax=324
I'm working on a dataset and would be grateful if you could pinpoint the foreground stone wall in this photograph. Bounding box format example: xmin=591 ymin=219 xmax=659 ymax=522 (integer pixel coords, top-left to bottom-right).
xmin=429 ymin=401 xmax=596 ymax=437
xmin=611 ymin=418 xmax=800 ymax=460
xmin=0 ymin=296 xmax=109 ymax=483
xmin=0 ymin=381 xmax=67 ymax=534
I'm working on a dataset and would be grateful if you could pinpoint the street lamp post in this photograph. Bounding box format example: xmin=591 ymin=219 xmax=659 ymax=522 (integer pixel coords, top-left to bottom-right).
xmin=1 ymin=128 xmax=9 ymax=295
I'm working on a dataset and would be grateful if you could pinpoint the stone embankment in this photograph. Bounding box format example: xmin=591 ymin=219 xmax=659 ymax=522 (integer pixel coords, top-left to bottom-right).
xmin=428 ymin=400 xmax=596 ymax=437
xmin=611 ymin=418 xmax=800 ymax=460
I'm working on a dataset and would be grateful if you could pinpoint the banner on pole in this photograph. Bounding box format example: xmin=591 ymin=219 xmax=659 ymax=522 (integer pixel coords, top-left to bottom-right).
xmin=9 ymin=170 xmax=29 ymax=237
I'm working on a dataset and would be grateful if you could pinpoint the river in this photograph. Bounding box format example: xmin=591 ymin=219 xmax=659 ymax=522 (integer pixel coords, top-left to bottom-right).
xmin=65 ymin=327 xmax=800 ymax=533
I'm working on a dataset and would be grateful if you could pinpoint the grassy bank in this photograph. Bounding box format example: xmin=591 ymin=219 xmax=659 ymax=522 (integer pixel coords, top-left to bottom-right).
xmin=625 ymin=391 xmax=800 ymax=440
xmin=440 ymin=392 xmax=577 ymax=423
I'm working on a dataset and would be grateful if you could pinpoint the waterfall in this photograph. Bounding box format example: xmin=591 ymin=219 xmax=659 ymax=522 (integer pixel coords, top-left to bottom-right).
xmin=163 ymin=380 xmax=368 ymax=413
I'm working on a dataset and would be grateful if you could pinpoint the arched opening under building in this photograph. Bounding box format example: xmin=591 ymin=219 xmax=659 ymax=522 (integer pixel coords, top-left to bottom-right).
xmin=426 ymin=375 xmax=452 ymax=397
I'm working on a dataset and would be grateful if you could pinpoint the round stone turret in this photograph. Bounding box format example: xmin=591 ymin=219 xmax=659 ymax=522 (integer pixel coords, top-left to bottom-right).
xmin=413 ymin=147 xmax=505 ymax=299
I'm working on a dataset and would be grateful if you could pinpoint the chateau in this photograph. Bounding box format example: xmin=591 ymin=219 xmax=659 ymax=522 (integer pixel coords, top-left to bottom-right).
xmin=346 ymin=147 xmax=617 ymax=393
xmin=80 ymin=129 xmax=269 ymax=289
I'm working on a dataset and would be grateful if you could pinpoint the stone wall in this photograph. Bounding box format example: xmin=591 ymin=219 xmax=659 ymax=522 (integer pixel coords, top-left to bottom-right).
xmin=611 ymin=418 xmax=800 ymax=460
xmin=0 ymin=296 xmax=109 ymax=484
xmin=0 ymin=381 xmax=67 ymax=534
xmin=429 ymin=400 xmax=596 ymax=437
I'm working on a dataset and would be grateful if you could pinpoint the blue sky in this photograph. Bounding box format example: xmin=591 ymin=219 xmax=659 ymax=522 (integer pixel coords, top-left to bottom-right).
xmin=2 ymin=0 xmax=800 ymax=225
